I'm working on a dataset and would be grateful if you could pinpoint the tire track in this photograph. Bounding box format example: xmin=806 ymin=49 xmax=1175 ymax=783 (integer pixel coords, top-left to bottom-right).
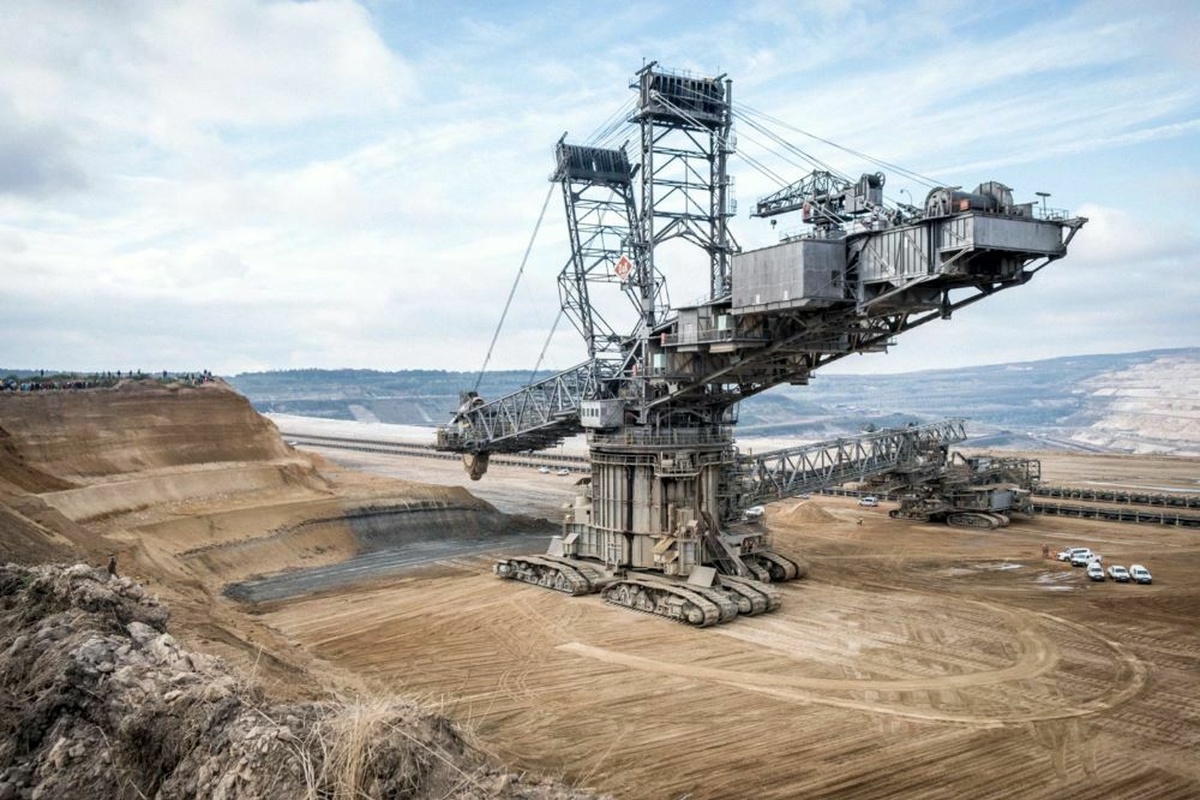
xmin=557 ymin=599 xmax=1147 ymax=725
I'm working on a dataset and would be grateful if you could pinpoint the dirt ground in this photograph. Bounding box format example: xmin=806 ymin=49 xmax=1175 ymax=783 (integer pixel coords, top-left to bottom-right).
xmin=0 ymin=385 xmax=505 ymax=700
xmin=264 ymin=445 xmax=1200 ymax=799
xmin=2 ymin=386 xmax=1197 ymax=798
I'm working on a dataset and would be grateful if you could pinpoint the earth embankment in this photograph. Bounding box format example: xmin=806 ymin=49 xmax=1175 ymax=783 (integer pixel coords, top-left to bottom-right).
xmin=0 ymin=380 xmax=537 ymax=693
xmin=0 ymin=562 xmax=603 ymax=800
xmin=0 ymin=380 xmax=601 ymax=798
xmin=0 ymin=380 xmax=289 ymax=479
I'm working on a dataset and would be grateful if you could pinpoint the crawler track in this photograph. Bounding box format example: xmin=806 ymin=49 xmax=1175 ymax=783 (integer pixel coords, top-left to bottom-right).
xmin=749 ymin=550 xmax=804 ymax=581
xmin=946 ymin=511 xmax=1010 ymax=529
xmin=495 ymin=552 xmax=790 ymax=626
xmin=601 ymin=574 xmax=737 ymax=627
xmin=494 ymin=554 xmax=595 ymax=595
xmin=719 ymin=573 xmax=783 ymax=613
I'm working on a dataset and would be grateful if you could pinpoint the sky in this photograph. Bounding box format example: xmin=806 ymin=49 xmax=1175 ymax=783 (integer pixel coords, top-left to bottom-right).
xmin=2 ymin=0 xmax=1198 ymax=377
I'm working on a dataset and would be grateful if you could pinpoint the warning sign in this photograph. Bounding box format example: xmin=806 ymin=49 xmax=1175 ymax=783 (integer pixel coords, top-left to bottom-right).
xmin=614 ymin=254 xmax=633 ymax=281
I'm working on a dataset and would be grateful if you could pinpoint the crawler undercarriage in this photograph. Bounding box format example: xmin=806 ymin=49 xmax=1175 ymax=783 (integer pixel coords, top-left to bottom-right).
xmin=888 ymin=501 xmax=1014 ymax=530
xmin=493 ymin=553 xmax=795 ymax=627
xmin=884 ymin=457 xmax=1040 ymax=530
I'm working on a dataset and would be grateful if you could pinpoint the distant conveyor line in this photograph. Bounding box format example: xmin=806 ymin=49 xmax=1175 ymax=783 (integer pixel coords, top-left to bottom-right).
xmin=285 ymin=434 xmax=1200 ymax=529
xmin=1032 ymin=486 xmax=1200 ymax=509
xmin=1030 ymin=503 xmax=1200 ymax=528
xmin=812 ymin=488 xmax=1200 ymax=529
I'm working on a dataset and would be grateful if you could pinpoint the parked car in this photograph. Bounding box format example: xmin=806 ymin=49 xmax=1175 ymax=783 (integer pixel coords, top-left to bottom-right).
xmin=1086 ymin=562 xmax=1105 ymax=581
xmin=743 ymin=505 xmax=765 ymax=521
xmin=1056 ymin=547 xmax=1090 ymax=562
xmin=1070 ymin=549 xmax=1101 ymax=567
xmin=1106 ymin=565 xmax=1130 ymax=582
xmin=537 ymin=466 xmax=551 ymax=474
xmin=858 ymin=496 xmax=879 ymax=507
xmin=1129 ymin=564 xmax=1153 ymax=584
xmin=555 ymin=467 xmax=572 ymax=476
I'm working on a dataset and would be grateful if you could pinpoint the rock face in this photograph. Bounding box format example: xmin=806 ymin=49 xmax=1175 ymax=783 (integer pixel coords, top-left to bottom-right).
xmin=1073 ymin=355 xmax=1200 ymax=455
xmin=0 ymin=380 xmax=291 ymax=482
xmin=0 ymin=563 xmax=604 ymax=800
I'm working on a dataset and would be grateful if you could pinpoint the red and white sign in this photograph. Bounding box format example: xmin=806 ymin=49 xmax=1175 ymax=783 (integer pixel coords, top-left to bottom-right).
xmin=614 ymin=254 xmax=633 ymax=281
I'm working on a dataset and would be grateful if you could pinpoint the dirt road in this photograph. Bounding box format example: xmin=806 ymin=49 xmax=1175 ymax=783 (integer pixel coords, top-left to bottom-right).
xmin=259 ymin=447 xmax=1200 ymax=799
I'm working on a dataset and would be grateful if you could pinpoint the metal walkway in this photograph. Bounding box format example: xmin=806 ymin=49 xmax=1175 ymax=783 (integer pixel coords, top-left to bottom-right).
xmin=731 ymin=420 xmax=967 ymax=510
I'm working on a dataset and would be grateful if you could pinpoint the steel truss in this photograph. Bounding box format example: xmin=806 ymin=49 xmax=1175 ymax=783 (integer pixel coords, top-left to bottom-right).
xmin=553 ymin=142 xmax=656 ymax=358
xmin=730 ymin=419 xmax=966 ymax=514
xmin=436 ymin=361 xmax=610 ymax=454
xmin=633 ymin=63 xmax=737 ymax=300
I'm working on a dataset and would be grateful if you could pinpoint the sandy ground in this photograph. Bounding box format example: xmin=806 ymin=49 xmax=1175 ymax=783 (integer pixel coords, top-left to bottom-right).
xmin=0 ymin=386 xmax=507 ymax=700
xmin=256 ymin=444 xmax=1200 ymax=799
xmin=4 ymin=389 xmax=1198 ymax=798
xmin=1024 ymin=451 xmax=1200 ymax=493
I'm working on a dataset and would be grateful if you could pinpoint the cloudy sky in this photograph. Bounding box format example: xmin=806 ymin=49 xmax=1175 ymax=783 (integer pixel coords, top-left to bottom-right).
xmin=2 ymin=0 xmax=1197 ymax=377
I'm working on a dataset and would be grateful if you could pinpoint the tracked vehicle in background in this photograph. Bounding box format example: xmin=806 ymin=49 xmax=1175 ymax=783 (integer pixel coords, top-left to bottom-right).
xmin=437 ymin=63 xmax=1086 ymax=625
xmin=883 ymin=454 xmax=1042 ymax=529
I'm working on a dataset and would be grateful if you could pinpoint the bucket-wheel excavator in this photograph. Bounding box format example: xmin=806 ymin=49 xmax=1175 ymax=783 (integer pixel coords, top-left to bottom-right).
xmin=436 ymin=63 xmax=1086 ymax=625
xmin=880 ymin=453 xmax=1043 ymax=529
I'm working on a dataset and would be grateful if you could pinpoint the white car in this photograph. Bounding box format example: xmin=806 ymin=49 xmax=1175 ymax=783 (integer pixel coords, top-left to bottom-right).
xmin=1056 ymin=547 xmax=1090 ymax=562
xmin=1129 ymin=564 xmax=1153 ymax=584
xmin=1106 ymin=565 xmax=1130 ymax=582
xmin=743 ymin=505 xmax=765 ymax=521
xmin=537 ymin=466 xmax=551 ymax=474
xmin=1070 ymin=549 xmax=1101 ymax=567
xmin=1086 ymin=562 xmax=1105 ymax=581
xmin=555 ymin=468 xmax=571 ymax=476
xmin=858 ymin=496 xmax=879 ymax=507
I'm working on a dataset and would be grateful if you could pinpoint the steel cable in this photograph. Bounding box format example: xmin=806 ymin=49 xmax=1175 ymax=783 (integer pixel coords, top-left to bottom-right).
xmin=473 ymin=182 xmax=557 ymax=392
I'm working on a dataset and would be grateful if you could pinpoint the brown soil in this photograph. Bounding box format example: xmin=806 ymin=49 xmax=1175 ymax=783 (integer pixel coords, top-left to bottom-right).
xmin=778 ymin=498 xmax=840 ymax=523
xmin=1 ymin=382 xmax=1198 ymax=799
xmin=0 ymin=381 xmax=501 ymax=699
xmin=269 ymin=443 xmax=1200 ymax=800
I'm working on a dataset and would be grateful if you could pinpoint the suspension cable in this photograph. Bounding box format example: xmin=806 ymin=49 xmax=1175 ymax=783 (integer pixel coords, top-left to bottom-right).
xmin=473 ymin=182 xmax=556 ymax=392
xmin=734 ymin=109 xmax=850 ymax=182
xmin=529 ymin=306 xmax=565 ymax=386
xmin=737 ymin=104 xmax=942 ymax=188
xmin=735 ymin=124 xmax=823 ymax=186
xmin=587 ymin=97 xmax=637 ymax=149
xmin=654 ymin=87 xmax=843 ymax=198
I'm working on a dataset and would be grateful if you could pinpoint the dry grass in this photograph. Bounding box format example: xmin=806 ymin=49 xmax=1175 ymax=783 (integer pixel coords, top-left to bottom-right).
xmin=316 ymin=697 xmax=396 ymax=799
xmin=299 ymin=694 xmax=490 ymax=800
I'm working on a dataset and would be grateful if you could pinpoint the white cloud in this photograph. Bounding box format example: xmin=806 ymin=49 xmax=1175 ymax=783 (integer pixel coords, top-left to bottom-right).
xmin=2 ymin=0 xmax=411 ymax=126
xmin=1068 ymin=203 xmax=1198 ymax=268
xmin=0 ymin=0 xmax=414 ymax=200
xmin=0 ymin=0 xmax=1196 ymax=377
xmin=0 ymin=99 xmax=86 ymax=197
